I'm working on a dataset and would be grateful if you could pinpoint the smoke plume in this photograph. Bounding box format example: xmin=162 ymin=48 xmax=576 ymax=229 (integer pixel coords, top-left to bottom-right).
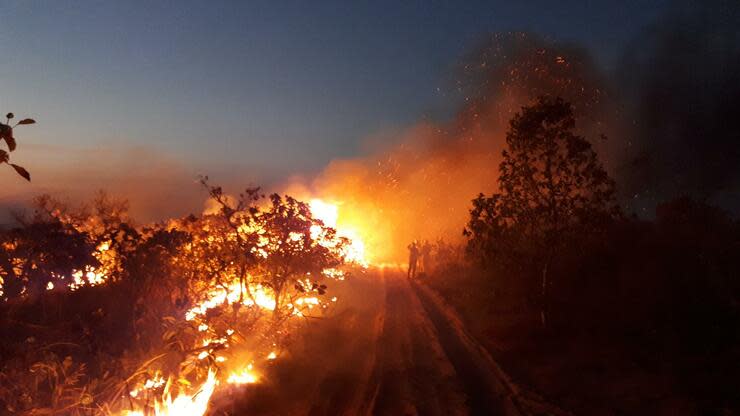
xmin=290 ymin=33 xmax=619 ymax=262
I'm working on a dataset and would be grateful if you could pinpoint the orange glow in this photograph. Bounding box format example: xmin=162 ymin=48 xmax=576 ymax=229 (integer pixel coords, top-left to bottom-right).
xmin=309 ymin=198 xmax=369 ymax=266
xmin=117 ymin=197 xmax=364 ymax=416
xmin=227 ymin=363 xmax=259 ymax=385
xmin=124 ymin=370 xmax=217 ymax=416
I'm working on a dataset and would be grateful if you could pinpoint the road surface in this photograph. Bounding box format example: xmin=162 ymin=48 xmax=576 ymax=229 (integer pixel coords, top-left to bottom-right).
xmin=214 ymin=268 xmax=562 ymax=416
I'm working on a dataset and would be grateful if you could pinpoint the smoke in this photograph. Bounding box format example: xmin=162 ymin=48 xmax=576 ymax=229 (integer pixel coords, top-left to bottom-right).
xmin=6 ymin=2 xmax=737 ymax=259
xmin=0 ymin=144 xmax=248 ymax=224
xmin=289 ymin=33 xmax=620 ymax=262
xmin=296 ymin=1 xmax=740 ymax=262
xmin=617 ymin=0 xmax=740 ymax=211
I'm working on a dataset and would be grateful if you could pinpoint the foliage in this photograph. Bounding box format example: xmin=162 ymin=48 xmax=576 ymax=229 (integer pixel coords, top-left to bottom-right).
xmin=466 ymin=96 xmax=617 ymax=256
xmin=430 ymin=197 xmax=740 ymax=413
xmin=0 ymin=182 xmax=351 ymax=414
xmin=201 ymin=178 xmax=347 ymax=320
xmin=0 ymin=193 xmax=137 ymax=301
xmin=0 ymin=112 xmax=34 ymax=181
xmin=464 ymin=96 xmax=619 ymax=326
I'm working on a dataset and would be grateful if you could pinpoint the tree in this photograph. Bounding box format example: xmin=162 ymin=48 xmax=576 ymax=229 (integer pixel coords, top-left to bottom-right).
xmin=201 ymin=180 xmax=347 ymax=321
xmin=255 ymin=193 xmax=347 ymax=320
xmin=0 ymin=193 xmax=137 ymax=301
xmin=0 ymin=112 xmax=34 ymax=181
xmin=0 ymin=216 xmax=97 ymax=300
xmin=465 ymin=96 xmax=618 ymax=327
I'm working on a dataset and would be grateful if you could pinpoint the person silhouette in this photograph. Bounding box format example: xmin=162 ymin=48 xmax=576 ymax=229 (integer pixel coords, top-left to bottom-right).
xmin=420 ymin=240 xmax=432 ymax=275
xmin=407 ymin=241 xmax=419 ymax=279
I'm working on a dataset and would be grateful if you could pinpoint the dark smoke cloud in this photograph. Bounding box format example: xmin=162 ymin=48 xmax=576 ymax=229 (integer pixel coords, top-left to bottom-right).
xmin=617 ymin=0 xmax=740 ymax=212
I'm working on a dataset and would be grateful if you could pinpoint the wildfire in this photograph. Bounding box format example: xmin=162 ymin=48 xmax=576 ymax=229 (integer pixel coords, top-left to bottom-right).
xmin=118 ymin=198 xmax=367 ymax=416
xmin=1 ymin=193 xmax=370 ymax=416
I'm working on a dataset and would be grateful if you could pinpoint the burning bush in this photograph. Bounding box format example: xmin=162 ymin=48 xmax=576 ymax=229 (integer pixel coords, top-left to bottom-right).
xmin=0 ymin=181 xmax=361 ymax=415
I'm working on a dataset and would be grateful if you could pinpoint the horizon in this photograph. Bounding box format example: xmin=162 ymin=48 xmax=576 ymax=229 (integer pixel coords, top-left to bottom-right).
xmin=1 ymin=0 xmax=673 ymax=222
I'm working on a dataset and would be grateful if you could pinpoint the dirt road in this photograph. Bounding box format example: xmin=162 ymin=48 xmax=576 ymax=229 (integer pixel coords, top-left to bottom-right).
xmin=216 ymin=269 xmax=541 ymax=416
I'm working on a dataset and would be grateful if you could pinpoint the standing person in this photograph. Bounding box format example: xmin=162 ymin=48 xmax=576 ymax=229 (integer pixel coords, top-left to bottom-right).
xmin=407 ymin=241 xmax=419 ymax=279
xmin=420 ymin=241 xmax=432 ymax=276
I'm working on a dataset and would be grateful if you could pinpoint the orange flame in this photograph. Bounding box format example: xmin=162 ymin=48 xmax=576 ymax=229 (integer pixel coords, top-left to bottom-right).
xmin=309 ymin=199 xmax=369 ymax=266
xmin=123 ymin=370 xmax=217 ymax=416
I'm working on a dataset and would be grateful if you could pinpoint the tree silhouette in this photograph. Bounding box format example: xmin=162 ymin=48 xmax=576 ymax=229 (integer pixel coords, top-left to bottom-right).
xmin=0 ymin=112 xmax=34 ymax=181
xmin=466 ymin=96 xmax=618 ymax=327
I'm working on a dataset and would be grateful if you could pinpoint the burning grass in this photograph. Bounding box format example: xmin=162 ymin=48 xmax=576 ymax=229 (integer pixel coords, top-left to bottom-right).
xmin=0 ymin=183 xmax=369 ymax=415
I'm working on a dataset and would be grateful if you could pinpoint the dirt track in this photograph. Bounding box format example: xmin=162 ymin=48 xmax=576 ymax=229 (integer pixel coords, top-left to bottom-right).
xmin=215 ymin=269 xmax=534 ymax=416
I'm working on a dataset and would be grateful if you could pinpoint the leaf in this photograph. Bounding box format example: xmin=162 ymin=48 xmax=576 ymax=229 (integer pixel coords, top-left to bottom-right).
xmin=10 ymin=164 xmax=30 ymax=181
xmin=0 ymin=124 xmax=14 ymax=151
xmin=17 ymin=118 xmax=35 ymax=125
xmin=5 ymin=134 xmax=15 ymax=151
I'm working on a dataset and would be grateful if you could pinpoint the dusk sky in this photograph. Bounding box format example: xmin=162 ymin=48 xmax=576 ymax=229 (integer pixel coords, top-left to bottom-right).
xmin=1 ymin=0 xmax=670 ymax=218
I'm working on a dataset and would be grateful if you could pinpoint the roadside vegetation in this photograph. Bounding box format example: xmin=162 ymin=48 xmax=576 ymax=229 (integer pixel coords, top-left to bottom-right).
xmin=0 ymin=156 xmax=356 ymax=414
xmin=425 ymin=97 xmax=740 ymax=415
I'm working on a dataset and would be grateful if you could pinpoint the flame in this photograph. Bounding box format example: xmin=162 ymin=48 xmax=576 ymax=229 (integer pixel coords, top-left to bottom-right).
xmin=110 ymin=197 xmax=367 ymax=415
xmin=2 ymin=192 xmax=369 ymax=415
xmin=47 ymin=241 xmax=113 ymax=291
xmin=309 ymin=199 xmax=369 ymax=266
xmin=227 ymin=363 xmax=259 ymax=385
xmin=184 ymin=280 xmax=276 ymax=321
xmin=124 ymin=370 xmax=217 ymax=416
